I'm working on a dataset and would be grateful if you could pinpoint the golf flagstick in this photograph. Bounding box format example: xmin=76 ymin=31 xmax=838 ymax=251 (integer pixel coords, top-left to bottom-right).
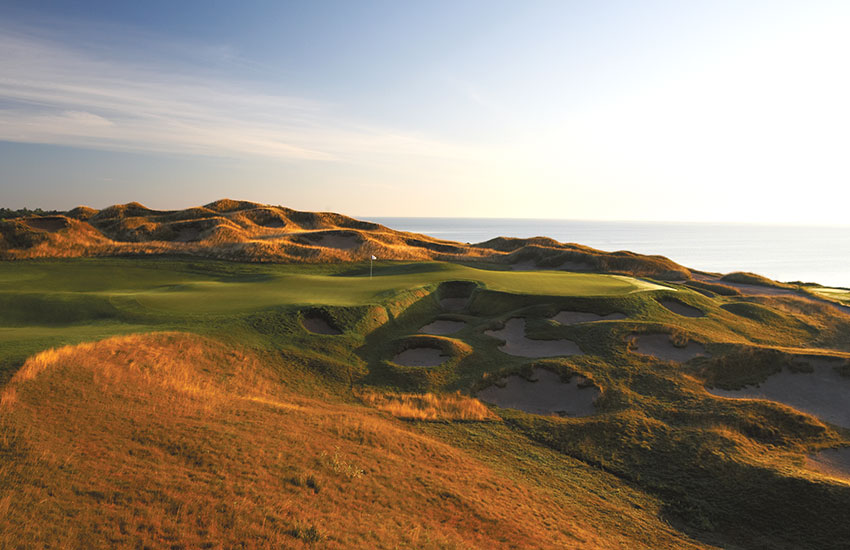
xmin=370 ymin=254 xmax=376 ymax=279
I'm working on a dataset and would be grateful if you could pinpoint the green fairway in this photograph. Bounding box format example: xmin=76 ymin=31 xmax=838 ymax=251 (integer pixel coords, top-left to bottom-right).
xmin=0 ymin=258 xmax=669 ymax=316
xmin=807 ymin=286 xmax=850 ymax=305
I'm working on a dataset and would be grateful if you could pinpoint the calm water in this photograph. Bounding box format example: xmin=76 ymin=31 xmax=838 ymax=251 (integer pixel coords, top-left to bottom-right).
xmin=367 ymin=218 xmax=850 ymax=288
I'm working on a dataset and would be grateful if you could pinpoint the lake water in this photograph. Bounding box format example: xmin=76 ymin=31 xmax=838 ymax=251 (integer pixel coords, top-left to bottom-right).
xmin=366 ymin=218 xmax=850 ymax=288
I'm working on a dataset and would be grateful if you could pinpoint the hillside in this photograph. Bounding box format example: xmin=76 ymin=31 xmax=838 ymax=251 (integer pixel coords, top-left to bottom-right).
xmin=2 ymin=214 xmax=850 ymax=549
xmin=0 ymin=199 xmax=691 ymax=279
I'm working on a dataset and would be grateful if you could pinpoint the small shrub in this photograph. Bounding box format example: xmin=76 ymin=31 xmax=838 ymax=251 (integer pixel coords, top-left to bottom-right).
xmin=288 ymin=521 xmax=323 ymax=543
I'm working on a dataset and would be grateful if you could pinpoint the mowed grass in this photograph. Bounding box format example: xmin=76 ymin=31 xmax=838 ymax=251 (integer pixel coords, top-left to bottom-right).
xmin=0 ymin=258 xmax=667 ymax=315
xmin=806 ymin=286 xmax=850 ymax=305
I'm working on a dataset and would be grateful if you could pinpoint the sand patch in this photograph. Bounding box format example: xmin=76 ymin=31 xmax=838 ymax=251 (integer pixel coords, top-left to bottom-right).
xmin=630 ymin=334 xmax=708 ymax=363
xmin=439 ymin=297 xmax=468 ymax=311
xmin=393 ymin=347 xmax=449 ymax=367
xmin=707 ymin=358 xmax=850 ymax=428
xmin=806 ymin=448 xmax=850 ymax=482
xmin=477 ymin=368 xmax=598 ymax=416
xmin=419 ymin=320 xmax=466 ymax=335
xmin=485 ymin=318 xmax=582 ymax=358
xmin=302 ymin=315 xmax=341 ymax=335
xmin=659 ymin=298 xmax=705 ymax=317
xmin=552 ymin=311 xmax=626 ymax=325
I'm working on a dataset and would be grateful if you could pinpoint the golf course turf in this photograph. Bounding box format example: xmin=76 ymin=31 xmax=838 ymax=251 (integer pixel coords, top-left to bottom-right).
xmin=2 ymin=252 xmax=850 ymax=549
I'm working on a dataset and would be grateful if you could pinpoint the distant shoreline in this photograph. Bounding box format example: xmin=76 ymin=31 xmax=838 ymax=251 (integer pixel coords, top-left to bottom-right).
xmin=368 ymin=217 xmax=850 ymax=288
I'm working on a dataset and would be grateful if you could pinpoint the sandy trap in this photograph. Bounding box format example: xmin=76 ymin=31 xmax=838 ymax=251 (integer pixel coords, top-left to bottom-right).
xmin=393 ymin=347 xmax=450 ymax=367
xmin=708 ymin=356 xmax=850 ymax=428
xmin=419 ymin=320 xmax=466 ymax=335
xmin=806 ymin=448 xmax=850 ymax=482
xmin=485 ymin=318 xmax=583 ymax=358
xmin=552 ymin=311 xmax=626 ymax=325
xmin=477 ymin=368 xmax=598 ymax=416
xmin=658 ymin=298 xmax=705 ymax=318
xmin=302 ymin=314 xmax=341 ymax=335
xmin=630 ymin=334 xmax=708 ymax=363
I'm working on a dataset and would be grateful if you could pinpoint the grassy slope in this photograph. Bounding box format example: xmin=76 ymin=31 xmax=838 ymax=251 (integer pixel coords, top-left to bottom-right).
xmin=2 ymin=257 xmax=850 ymax=549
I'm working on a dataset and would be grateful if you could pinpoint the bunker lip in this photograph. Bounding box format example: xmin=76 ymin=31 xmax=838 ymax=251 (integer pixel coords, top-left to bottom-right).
xmin=392 ymin=347 xmax=450 ymax=367
xmin=485 ymin=318 xmax=583 ymax=358
xmin=658 ymin=298 xmax=705 ymax=317
xmin=551 ymin=311 xmax=627 ymax=325
xmin=419 ymin=320 xmax=466 ymax=335
xmin=477 ymin=368 xmax=599 ymax=417
xmin=629 ymin=333 xmax=708 ymax=363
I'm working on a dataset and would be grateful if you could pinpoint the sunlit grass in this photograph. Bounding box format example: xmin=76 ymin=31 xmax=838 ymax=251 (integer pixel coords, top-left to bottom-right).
xmin=357 ymin=389 xmax=498 ymax=421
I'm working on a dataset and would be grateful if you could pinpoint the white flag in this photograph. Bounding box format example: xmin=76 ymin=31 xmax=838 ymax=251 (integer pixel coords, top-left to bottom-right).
xmin=371 ymin=255 xmax=377 ymax=260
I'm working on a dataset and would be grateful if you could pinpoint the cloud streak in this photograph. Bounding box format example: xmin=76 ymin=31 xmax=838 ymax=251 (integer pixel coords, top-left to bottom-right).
xmin=0 ymin=28 xmax=477 ymax=163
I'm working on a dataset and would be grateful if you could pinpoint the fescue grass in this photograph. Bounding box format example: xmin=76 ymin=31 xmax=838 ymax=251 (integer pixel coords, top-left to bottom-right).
xmin=357 ymin=390 xmax=498 ymax=421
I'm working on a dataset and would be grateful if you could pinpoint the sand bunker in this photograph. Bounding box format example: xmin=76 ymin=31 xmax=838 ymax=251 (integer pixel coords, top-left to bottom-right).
xmin=806 ymin=448 xmax=850 ymax=482
xmin=439 ymin=297 xmax=468 ymax=311
xmin=552 ymin=311 xmax=627 ymax=325
xmin=393 ymin=347 xmax=450 ymax=367
xmin=708 ymin=356 xmax=850 ymax=428
xmin=659 ymin=299 xmax=705 ymax=317
xmin=485 ymin=318 xmax=582 ymax=358
xmin=419 ymin=320 xmax=466 ymax=335
xmin=302 ymin=315 xmax=341 ymax=335
xmin=630 ymin=334 xmax=708 ymax=363
xmin=477 ymin=368 xmax=598 ymax=416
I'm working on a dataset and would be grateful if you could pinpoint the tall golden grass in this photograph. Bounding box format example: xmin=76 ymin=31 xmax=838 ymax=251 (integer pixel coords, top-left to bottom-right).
xmin=357 ymin=390 xmax=498 ymax=421
xmin=1 ymin=200 xmax=691 ymax=278
xmin=0 ymin=332 xmax=692 ymax=549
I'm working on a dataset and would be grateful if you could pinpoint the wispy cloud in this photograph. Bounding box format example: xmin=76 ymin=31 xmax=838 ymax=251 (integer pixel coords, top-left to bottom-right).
xmin=0 ymin=27 xmax=477 ymax=163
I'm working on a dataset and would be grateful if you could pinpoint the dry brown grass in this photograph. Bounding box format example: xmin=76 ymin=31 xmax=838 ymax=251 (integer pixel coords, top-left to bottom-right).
xmin=0 ymin=332 xmax=705 ymax=549
xmin=358 ymin=390 xmax=499 ymax=421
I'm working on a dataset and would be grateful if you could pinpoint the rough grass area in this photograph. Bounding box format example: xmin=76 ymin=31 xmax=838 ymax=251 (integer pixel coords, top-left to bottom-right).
xmin=357 ymin=390 xmax=498 ymax=421
xmin=2 ymin=256 xmax=850 ymax=549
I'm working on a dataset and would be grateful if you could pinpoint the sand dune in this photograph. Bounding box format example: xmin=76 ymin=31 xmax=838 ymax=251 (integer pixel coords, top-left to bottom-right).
xmin=0 ymin=200 xmax=692 ymax=278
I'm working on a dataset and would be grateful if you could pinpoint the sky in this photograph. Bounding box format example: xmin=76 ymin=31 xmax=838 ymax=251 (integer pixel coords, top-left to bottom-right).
xmin=1 ymin=0 xmax=849 ymax=224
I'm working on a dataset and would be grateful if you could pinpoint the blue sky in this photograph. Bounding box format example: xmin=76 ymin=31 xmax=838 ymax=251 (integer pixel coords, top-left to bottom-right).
xmin=1 ymin=0 xmax=849 ymax=223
